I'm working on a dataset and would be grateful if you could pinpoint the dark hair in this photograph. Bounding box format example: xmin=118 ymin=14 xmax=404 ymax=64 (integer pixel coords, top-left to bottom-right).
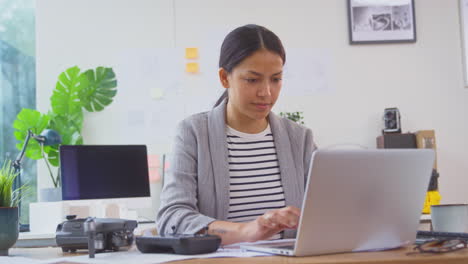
xmin=214 ymin=24 xmax=286 ymax=107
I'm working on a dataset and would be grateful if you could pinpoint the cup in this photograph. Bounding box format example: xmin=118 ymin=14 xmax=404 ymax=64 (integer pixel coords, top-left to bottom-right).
xmin=431 ymin=204 xmax=468 ymax=233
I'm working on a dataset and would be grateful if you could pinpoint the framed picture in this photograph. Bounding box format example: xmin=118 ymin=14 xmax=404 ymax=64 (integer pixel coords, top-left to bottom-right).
xmin=460 ymin=0 xmax=468 ymax=87
xmin=347 ymin=0 xmax=417 ymax=44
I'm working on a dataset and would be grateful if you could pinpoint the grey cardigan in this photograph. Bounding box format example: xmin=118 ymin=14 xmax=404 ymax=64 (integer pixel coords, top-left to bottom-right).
xmin=156 ymin=100 xmax=317 ymax=238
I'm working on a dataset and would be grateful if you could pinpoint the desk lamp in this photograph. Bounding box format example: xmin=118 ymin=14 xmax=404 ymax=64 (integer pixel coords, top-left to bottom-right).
xmin=12 ymin=129 xmax=61 ymax=231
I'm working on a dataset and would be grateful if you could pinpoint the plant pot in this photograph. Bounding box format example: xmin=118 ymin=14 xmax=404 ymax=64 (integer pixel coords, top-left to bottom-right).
xmin=39 ymin=187 xmax=62 ymax=202
xmin=0 ymin=207 xmax=19 ymax=256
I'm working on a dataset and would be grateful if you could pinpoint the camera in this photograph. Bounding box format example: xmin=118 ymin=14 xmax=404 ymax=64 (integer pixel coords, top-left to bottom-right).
xmin=383 ymin=108 xmax=401 ymax=133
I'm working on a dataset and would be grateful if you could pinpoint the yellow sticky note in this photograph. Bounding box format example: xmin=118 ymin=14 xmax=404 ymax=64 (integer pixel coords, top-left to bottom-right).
xmin=186 ymin=62 xmax=199 ymax=73
xmin=185 ymin=48 xmax=199 ymax=59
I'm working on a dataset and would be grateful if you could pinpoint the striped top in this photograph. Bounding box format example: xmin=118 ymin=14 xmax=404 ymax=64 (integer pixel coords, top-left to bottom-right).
xmin=226 ymin=124 xmax=286 ymax=239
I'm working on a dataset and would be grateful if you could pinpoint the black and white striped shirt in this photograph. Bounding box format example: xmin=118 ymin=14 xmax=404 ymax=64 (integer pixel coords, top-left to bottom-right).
xmin=226 ymin=124 xmax=286 ymax=238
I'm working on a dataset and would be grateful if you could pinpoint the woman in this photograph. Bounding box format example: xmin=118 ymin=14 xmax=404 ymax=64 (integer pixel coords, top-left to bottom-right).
xmin=156 ymin=24 xmax=317 ymax=245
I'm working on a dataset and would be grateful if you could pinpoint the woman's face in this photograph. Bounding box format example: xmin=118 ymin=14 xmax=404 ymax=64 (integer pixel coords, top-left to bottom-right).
xmin=221 ymin=49 xmax=283 ymax=123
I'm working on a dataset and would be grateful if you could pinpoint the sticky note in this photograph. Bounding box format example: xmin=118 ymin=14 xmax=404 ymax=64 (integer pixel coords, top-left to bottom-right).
xmin=150 ymin=87 xmax=164 ymax=100
xmin=185 ymin=48 xmax=199 ymax=59
xmin=148 ymin=154 xmax=161 ymax=183
xmin=186 ymin=62 xmax=199 ymax=73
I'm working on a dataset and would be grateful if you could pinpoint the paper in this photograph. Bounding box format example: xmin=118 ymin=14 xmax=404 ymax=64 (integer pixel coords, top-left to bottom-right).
xmin=150 ymin=87 xmax=164 ymax=100
xmin=37 ymin=245 xmax=272 ymax=264
xmin=186 ymin=62 xmax=199 ymax=73
xmin=147 ymin=154 xmax=161 ymax=183
xmin=0 ymin=256 xmax=44 ymax=264
xmin=185 ymin=48 xmax=199 ymax=59
xmin=147 ymin=154 xmax=170 ymax=183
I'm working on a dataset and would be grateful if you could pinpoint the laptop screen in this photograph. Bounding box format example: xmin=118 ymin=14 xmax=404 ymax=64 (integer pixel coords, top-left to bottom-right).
xmin=59 ymin=145 xmax=150 ymax=200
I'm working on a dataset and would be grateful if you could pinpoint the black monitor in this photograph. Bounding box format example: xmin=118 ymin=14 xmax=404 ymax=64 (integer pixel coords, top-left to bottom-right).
xmin=59 ymin=145 xmax=150 ymax=201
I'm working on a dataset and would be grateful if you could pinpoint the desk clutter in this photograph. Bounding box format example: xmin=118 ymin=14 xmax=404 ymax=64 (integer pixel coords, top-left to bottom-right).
xmin=416 ymin=230 xmax=468 ymax=244
xmin=56 ymin=215 xmax=137 ymax=258
xmin=136 ymin=233 xmax=221 ymax=254
xmin=54 ymin=215 xmax=221 ymax=258
xmin=377 ymin=107 xmax=441 ymax=214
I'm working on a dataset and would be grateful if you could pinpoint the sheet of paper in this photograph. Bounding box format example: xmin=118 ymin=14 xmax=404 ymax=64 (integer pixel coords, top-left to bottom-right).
xmin=38 ymin=245 xmax=272 ymax=264
xmin=0 ymin=256 xmax=44 ymax=264
xmin=147 ymin=154 xmax=161 ymax=183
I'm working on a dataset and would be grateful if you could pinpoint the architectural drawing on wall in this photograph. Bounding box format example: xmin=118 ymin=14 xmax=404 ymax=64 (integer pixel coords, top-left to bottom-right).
xmin=115 ymin=42 xmax=332 ymax=150
xmin=460 ymin=0 xmax=468 ymax=87
xmin=116 ymin=47 xmax=219 ymax=150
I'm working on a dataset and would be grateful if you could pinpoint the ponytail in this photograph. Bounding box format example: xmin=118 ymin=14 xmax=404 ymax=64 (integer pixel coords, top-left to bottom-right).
xmin=213 ymin=90 xmax=228 ymax=108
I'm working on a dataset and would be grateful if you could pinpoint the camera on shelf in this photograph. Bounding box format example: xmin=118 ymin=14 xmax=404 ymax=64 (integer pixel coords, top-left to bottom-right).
xmin=383 ymin=107 xmax=401 ymax=133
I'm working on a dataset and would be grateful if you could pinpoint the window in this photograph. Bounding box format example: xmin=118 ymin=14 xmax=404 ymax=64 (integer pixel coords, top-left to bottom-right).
xmin=0 ymin=0 xmax=36 ymax=224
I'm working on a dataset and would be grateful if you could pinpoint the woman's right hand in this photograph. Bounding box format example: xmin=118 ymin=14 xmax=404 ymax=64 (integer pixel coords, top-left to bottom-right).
xmin=240 ymin=206 xmax=301 ymax=242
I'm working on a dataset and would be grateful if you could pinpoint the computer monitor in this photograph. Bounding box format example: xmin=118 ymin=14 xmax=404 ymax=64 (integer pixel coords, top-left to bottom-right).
xmin=59 ymin=145 xmax=151 ymax=206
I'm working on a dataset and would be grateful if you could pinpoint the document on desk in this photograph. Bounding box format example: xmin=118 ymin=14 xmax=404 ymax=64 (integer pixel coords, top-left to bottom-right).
xmin=0 ymin=256 xmax=45 ymax=264
xmin=37 ymin=242 xmax=273 ymax=264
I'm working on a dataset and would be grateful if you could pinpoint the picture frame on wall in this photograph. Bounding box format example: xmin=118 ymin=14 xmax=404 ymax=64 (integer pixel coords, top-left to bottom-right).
xmin=347 ymin=0 xmax=417 ymax=44
xmin=459 ymin=0 xmax=468 ymax=87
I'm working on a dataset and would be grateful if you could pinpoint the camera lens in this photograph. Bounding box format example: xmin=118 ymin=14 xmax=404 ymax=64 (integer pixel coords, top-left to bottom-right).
xmin=385 ymin=111 xmax=395 ymax=119
xmin=385 ymin=120 xmax=396 ymax=129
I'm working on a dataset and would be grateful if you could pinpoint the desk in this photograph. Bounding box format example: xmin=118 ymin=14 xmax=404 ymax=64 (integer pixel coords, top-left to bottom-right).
xmin=7 ymin=246 xmax=468 ymax=264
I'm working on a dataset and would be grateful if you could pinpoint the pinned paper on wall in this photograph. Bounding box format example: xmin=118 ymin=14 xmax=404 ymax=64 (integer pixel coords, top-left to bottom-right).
xmin=185 ymin=47 xmax=199 ymax=59
xmin=147 ymin=154 xmax=170 ymax=183
xmin=186 ymin=62 xmax=199 ymax=73
xmin=150 ymin=87 xmax=164 ymax=100
xmin=148 ymin=154 xmax=161 ymax=183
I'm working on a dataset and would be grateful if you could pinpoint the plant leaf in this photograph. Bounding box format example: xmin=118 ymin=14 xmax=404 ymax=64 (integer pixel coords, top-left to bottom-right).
xmin=0 ymin=159 xmax=24 ymax=207
xmin=79 ymin=67 xmax=117 ymax=112
xmin=46 ymin=146 xmax=60 ymax=167
xmin=51 ymin=66 xmax=86 ymax=118
xmin=13 ymin=109 xmax=50 ymax=160
xmin=49 ymin=114 xmax=83 ymax=145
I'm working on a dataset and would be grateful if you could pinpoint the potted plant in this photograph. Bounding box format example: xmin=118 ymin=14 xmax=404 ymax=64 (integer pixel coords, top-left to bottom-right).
xmin=0 ymin=159 xmax=29 ymax=256
xmin=13 ymin=66 xmax=117 ymax=201
xmin=279 ymin=111 xmax=305 ymax=125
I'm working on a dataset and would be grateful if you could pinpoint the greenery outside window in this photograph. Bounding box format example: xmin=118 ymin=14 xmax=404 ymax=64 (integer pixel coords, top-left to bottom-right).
xmin=0 ymin=0 xmax=36 ymax=224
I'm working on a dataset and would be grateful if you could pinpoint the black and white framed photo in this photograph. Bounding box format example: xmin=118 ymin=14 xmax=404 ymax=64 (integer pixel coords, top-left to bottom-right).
xmin=347 ymin=0 xmax=416 ymax=44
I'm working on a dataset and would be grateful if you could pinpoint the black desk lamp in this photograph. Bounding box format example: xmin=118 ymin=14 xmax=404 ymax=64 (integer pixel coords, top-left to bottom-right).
xmin=12 ymin=129 xmax=61 ymax=231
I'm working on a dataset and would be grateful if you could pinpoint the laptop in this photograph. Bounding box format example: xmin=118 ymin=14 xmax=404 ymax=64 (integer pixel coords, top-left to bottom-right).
xmin=241 ymin=149 xmax=435 ymax=256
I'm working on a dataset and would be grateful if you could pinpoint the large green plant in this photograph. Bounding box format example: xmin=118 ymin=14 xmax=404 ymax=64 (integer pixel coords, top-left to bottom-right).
xmin=13 ymin=66 xmax=117 ymax=187
xmin=0 ymin=160 xmax=29 ymax=207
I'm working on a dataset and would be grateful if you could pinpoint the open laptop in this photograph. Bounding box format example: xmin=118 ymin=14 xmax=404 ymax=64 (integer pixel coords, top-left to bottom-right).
xmin=241 ymin=149 xmax=435 ymax=256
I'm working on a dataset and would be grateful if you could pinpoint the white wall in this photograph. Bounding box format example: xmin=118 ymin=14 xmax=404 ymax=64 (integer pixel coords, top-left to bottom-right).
xmin=37 ymin=0 xmax=468 ymax=209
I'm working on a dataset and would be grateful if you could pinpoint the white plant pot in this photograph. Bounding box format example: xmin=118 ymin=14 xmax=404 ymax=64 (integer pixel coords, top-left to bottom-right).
xmin=39 ymin=187 xmax=62 ymax=202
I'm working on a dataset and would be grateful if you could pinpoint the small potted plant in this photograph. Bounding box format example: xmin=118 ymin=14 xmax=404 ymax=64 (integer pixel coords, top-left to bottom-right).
xmin=0 ymin=159 xmax=28 ymax=256
xmin=279 ymin=111 xmax=305 ymax=125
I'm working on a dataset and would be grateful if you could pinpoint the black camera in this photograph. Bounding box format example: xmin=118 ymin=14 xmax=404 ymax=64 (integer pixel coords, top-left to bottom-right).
xmin=383 ymin=108 xmax=401 ymax=133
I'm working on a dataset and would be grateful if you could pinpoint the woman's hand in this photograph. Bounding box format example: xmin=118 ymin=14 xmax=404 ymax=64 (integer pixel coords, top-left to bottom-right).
xmin=240 ymin=206 xmax=301 ymax=242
